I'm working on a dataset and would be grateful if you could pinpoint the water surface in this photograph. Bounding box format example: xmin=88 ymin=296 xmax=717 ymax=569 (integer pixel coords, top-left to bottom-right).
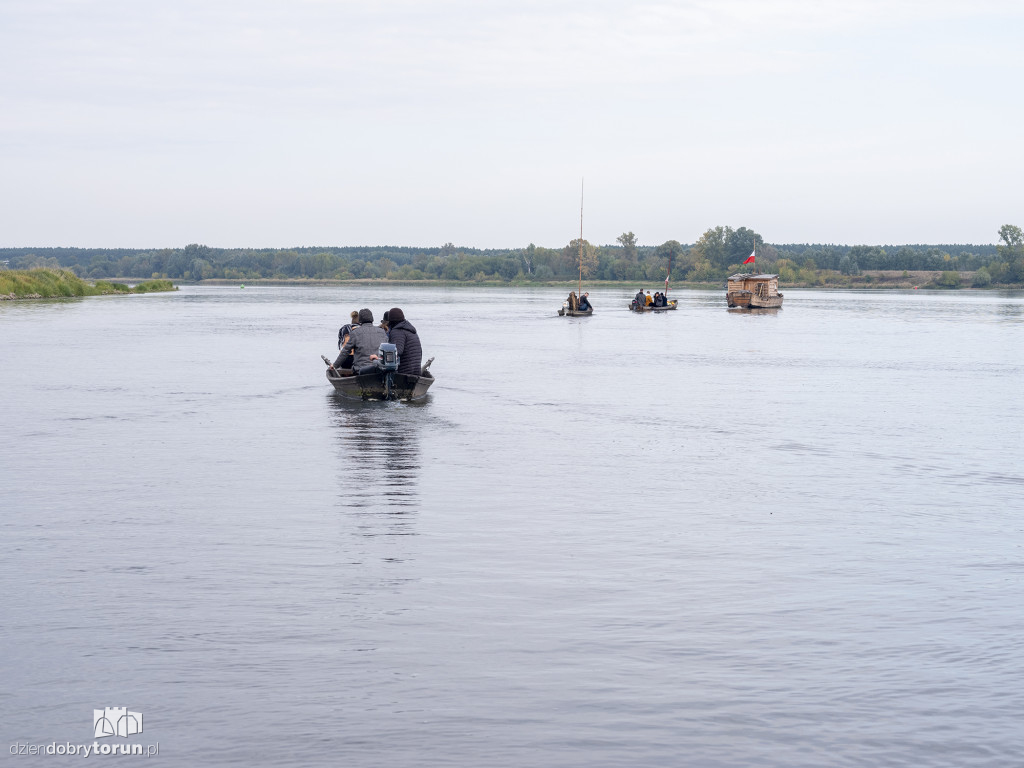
xmin=2 ymin=286 xmax=1023 ymax=766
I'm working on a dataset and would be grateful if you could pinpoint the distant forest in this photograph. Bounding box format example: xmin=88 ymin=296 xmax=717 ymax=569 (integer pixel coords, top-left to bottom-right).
xmin=3 ymin=224 xmax=1023 ymax=287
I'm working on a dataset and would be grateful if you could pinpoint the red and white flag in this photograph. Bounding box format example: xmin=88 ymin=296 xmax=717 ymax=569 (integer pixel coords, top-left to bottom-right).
xmin=743 ymin=249 xmax=755 ymax=265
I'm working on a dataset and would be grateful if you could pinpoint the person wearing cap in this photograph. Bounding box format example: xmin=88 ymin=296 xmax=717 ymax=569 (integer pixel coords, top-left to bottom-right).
xmin=379 ymin=310 xmax=390 ymax=332
xmin=381 ymin=307 xmax=422 ymax=377
xmin=333 ymin=308 xmax=387 ymax=375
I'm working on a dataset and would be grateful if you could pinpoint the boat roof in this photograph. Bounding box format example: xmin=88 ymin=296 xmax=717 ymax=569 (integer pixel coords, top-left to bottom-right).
xmin=727 ymin=273 xmax=778 ymax=280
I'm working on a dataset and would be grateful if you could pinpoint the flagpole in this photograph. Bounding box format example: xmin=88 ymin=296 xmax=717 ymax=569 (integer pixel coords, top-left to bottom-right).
xmin=578 ymin=178 xmax=583 ymax=300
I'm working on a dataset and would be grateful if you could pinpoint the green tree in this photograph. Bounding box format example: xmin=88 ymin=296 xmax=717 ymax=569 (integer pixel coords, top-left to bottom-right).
xmin=725 ymin=226 xmax=762 ymax=265
xmin=839 ymin=255 xmax=860 ymax=276
xmin=655 ymin=240 xmax=682 ymax=283
xmin=563 ymin=239 xmax=598 ymax=279
xmin=616 ymin=231 xmax=638 ymax=262
xmin=692 ymin=226 xmax=730 ymax=267
xmin=997 ymin=225 xmax=1024 ymax=283
xmin=997 ymin=224 xmax=1023 ymax=253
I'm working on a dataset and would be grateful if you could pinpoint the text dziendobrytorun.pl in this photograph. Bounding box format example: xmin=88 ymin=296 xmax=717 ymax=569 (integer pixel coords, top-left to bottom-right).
xmin=10 ymin=742 xmax=159 ymax=757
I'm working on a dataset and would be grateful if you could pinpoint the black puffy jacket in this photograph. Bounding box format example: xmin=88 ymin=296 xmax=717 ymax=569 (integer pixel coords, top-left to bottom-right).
xmin=388 ymin=320 xmax=423 ymax=376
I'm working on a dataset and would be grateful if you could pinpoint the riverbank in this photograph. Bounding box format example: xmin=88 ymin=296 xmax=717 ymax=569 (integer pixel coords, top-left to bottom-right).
xmin=0 ymin=269 xmax=176 ymax=299
xmin=190 ymin=270 xmax=1019 ymax=290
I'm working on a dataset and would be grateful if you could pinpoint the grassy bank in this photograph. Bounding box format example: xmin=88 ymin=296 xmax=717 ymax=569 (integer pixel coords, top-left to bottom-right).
xmin=0 ymin=269 xmax=176 ymax=299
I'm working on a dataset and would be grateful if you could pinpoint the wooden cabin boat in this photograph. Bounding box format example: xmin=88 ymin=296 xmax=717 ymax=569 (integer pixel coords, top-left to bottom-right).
xmin=726 ymin=273 xmax=783 ymax=308
xmin=629 ymin=299 xmax=678 ymax=312
xmin=324 ymin=357 xmax=435 ymax=401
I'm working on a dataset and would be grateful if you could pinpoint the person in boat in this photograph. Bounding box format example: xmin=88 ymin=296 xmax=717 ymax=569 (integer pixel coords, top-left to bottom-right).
xmin=633 ymin=289 xmax=645 ymax=310
xmin=338 ymin=310 xmax=360 ymax=349
xmin=333 ymin=308 xmax=388 ymax=376
xmin=566 ymin=291 xmax=578 ymax=311
xmin=336 ymin=324 xmax=356 ymax=369
xmin=645 ymin=291 xmax=653 ymax=307
xmin=380 ymin=307 xmax=422 ymax=377
xmin=380 ymin=310 xmax=390 ymax=332
xmin=577 ymin=292 xmax=592 ymax=311
xmin=654 ymin=292 xmax=665 ymax=307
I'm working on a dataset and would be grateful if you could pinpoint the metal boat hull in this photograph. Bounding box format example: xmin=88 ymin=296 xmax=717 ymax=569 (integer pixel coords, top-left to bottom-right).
xmin=326 ymin=369 xmax=434 ymax=401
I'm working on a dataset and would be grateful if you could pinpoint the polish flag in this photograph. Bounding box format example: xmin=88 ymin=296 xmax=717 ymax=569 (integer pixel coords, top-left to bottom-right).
xmin=743 ymin=250 xmax=755 ymax=265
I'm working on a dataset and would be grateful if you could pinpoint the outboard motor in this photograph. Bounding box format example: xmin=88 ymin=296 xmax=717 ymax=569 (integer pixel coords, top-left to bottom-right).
xmin=378 ymin=343 xmax=399 ymax=372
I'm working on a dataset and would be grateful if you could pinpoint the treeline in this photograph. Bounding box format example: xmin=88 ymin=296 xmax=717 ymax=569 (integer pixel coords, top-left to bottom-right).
xmin=2 ymin=225 xmax=1022 ymax=286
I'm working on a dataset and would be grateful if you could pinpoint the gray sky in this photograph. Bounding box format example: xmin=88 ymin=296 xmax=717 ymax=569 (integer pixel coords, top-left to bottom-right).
xmin=2 ymin=0 xmax=1021 ymax=249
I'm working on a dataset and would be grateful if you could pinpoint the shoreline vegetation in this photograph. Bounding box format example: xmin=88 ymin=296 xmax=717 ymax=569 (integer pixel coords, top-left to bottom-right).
xmin=185 ymin=270 xmax=1017 ymax=290
xmin=2 ymin=224 xmax=1023 ymax=291
xmin=0 ymin=269 xmax=176 ymax=300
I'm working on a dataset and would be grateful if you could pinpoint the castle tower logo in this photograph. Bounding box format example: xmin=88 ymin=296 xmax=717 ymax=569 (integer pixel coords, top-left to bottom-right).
xmin=93 ymin=708 xmax=143 ymax=738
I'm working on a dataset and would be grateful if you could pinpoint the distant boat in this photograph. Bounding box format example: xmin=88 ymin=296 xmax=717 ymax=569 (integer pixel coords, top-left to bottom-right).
xmin=629 ymin=299 xmax=678 ymax=312
xmin=628 ymin=243 xmax=678 ymax=313
xmin=559 ymin=181 xmax=593 ymax=317
xmin=559 ymin=297 xmax=593 ymax=317
xmin=726 ymin=273 xmax=783 ymax=308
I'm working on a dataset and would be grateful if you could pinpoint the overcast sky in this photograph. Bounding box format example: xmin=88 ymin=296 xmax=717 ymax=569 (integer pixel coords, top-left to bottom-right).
xmin=2 ymin=0 xmax=1021 ymax=249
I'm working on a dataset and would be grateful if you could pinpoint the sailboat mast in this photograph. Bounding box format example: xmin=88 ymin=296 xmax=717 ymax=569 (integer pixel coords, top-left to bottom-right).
xmin=578 ymin=179 xmax=583 ymax=298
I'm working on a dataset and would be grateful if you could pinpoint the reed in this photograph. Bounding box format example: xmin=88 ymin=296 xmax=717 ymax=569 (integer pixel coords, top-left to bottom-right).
xmin=131 ymin=279 xmax=176 ymax=293
xmin=0 ymin=269 xmax=176 ymax=298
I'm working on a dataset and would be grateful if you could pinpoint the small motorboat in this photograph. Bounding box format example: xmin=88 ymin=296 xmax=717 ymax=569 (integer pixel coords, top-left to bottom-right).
xmin=322 ymin=353 xmax=435 ymax=401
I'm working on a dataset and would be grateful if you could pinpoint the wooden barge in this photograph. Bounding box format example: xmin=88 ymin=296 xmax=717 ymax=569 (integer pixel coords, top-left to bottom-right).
xmin=726 ymin=273 xmax=784 ymax=308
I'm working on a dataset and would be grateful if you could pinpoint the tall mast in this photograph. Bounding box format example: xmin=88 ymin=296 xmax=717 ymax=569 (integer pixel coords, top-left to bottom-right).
xmin=578 ymin=178 xmax=584 ymax=298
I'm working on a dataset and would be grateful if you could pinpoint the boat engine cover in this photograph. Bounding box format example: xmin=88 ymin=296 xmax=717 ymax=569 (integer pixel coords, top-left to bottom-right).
xmin=378 ymin=343 xmax=399 ymax=372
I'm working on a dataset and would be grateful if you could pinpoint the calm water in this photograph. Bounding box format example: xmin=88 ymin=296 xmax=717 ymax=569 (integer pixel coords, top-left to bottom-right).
xmin=2 ymin=285 xmax=1023 ymax=767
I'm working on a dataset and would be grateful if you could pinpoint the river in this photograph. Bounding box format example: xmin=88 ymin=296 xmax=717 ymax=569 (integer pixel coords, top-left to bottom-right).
xmin=2 ymin=285 xmax=1022 ymax=766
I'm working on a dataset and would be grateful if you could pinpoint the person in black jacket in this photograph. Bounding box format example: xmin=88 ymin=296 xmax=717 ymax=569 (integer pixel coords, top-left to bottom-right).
xmin=385 ymin=307 xmax=422 ymax=376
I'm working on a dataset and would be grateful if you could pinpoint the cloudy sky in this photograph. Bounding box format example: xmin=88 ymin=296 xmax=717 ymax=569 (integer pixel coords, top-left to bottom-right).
xmin=2 ymin=0 xmax=1021 ymax=249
